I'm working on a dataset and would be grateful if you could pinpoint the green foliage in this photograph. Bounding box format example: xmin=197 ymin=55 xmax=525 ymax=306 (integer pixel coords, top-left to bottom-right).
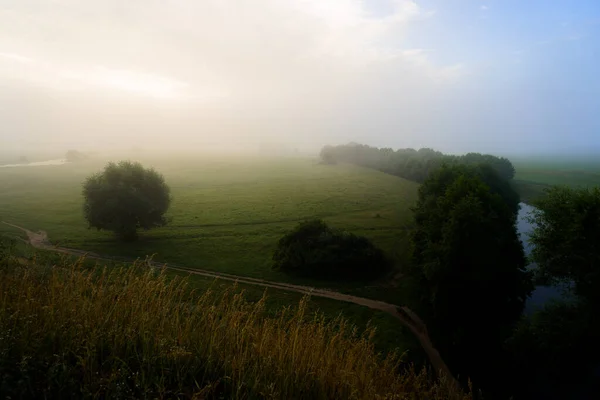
xmin=273 ymin=219 xmax=390 ymax=280
xmin=529 ymin=186 xmax=600 ymax=307
xmin=0 ymin=259 xmax=471 ymax=400
xmin=472 ymin=163 xmax=521 ymax=214
xmin=321 ymin=143 xmax=517 ymax=184
xmin=83 ymin=161 xmax=171 ymax=241
xmin=408 ymin=164 xmax=532 ymax=388
xmin=459 ymin=152 xmax=515 ymax=181
xmin=505 ymin=301 xmax=598 ymax=399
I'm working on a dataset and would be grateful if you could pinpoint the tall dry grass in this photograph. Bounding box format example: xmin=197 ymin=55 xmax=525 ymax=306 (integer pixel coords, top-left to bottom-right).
xmin=0 ymin=258 xmax=471 ymax=399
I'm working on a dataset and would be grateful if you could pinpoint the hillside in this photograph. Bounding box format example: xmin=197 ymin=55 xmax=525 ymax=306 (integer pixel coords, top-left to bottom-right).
xmin=0 ymin=252 xmax=469 ymax=399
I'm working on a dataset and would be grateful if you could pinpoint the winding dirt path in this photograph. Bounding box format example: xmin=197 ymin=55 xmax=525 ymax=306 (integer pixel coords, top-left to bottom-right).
xmin=2 ymin=221 xmax=458 ymax=387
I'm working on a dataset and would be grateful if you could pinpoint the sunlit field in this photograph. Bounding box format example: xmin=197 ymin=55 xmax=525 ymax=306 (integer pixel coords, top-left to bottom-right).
xmin=0 ymin=154 xmax=419 ymax=284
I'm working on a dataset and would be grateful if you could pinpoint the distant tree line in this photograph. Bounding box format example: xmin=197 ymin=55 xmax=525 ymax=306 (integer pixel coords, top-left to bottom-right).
xmin=320 ymin=143 xmax=516 ymax=183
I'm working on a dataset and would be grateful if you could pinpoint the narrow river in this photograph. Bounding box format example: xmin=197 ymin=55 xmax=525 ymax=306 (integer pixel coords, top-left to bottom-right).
xmin=0 ymin=159 xmax=69 ymax=168
xmin=517 ymin=202 xmax=566 ymax=314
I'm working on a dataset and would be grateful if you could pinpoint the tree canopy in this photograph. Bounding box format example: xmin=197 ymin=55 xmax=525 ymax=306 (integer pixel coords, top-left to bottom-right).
xmin=83 ymin=161 xmax=171 ymax=241
xmin=408 ymin=164 xmax=532 ymax=388
xmin=273 ymin=219 xmax=389 ymax=280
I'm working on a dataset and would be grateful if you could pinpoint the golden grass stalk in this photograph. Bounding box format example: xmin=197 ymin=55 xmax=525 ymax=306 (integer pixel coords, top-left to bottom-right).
xmin=0 ymin=259 xmax=471 ymax=399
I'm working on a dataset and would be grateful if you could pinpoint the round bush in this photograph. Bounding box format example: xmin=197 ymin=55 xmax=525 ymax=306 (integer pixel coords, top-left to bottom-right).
xmin=273 ymin=219 xmax=390 ymax=280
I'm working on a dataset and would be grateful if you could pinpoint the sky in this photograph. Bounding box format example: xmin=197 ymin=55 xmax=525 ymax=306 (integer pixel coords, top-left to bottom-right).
xmin=1 ymin=0 xmax=599 ymax=155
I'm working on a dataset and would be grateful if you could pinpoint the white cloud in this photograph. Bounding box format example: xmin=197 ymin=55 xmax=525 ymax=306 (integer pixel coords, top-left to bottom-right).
xmin=481 ymin=5 xmax=489 ymax=11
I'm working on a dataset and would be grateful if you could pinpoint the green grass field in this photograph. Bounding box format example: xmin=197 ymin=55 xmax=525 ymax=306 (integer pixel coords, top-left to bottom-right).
xmin=513 ymin=159 xmax=600 ymax=202
xmin=0 ymin=155 xmax=423 ymax=356
xmin=0 ymin=156 xmax=418 ymax=283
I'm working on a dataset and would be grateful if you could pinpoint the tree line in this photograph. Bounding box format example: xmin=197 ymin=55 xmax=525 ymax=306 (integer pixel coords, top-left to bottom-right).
xmin=320 ymin=142 xmax=516 ymax=183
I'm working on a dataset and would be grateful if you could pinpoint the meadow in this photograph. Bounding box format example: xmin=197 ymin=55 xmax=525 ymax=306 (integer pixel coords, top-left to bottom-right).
xmin=512 ymin=158 xmax=600 ymax=202
xmin=0 ymin=154 xmax=422 ymax=357
xmin=0 ymin=155 xmax=418 ymax=281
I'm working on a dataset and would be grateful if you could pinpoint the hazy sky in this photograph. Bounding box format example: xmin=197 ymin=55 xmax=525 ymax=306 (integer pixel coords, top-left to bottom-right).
xmin=1 ymin=0 xmax=599 ymax=155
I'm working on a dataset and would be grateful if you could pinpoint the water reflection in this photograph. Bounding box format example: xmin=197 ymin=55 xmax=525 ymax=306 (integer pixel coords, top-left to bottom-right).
xmin=518 ymin=202 xmax=565 ymax=314
xmin=0 ymin=159 xmax=69 ymax=168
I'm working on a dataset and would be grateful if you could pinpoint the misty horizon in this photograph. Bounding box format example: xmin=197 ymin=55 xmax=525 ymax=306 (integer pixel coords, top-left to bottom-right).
xmin=1 ymin=1 xmax=599 ymax=156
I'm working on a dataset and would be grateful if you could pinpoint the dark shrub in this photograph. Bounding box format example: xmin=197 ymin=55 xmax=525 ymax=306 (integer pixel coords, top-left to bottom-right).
xmin=273 ymin=219 xmax=389 ymax=280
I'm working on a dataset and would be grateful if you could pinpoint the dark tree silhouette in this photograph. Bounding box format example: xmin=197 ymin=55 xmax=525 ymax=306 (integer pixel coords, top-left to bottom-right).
xmin=273 ymin=219 xmax=389 ymax=280
xmin=83 ymin=161 xmax=171 ymax=241
xmin=408 ymin=164 xmax=532 ymax=389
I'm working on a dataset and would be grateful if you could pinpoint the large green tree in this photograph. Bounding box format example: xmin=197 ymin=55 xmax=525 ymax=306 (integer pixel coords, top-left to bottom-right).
xmin=409 ymin=164 xmax=532 ymax=388
xmin=83 ymin=161 xmax=171 ymax=241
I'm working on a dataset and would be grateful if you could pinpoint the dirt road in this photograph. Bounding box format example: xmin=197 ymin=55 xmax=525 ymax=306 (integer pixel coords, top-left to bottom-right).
xmin=1 ymin=221 xmax=458 ymax=386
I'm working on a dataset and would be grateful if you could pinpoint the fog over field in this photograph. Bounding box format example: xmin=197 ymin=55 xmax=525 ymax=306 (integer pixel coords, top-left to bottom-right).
xmin=2 ymin=0 xmax=599 ymax=156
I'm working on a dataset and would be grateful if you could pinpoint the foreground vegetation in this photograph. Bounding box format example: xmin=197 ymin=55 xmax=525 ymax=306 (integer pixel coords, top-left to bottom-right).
xmin=0 ymin=253 xmax=468 ymax=399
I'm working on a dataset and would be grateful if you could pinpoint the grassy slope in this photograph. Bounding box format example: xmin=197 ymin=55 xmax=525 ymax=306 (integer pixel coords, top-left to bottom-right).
xmin=0 ymin=258 xmax=468 ymax=399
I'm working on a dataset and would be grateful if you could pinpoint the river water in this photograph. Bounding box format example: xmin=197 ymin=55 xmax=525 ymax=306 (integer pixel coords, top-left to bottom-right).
xmin=517 ymin=202 xmax=566 ymax=314
xmin=0 ymin=159 xmax=70 ymax=168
